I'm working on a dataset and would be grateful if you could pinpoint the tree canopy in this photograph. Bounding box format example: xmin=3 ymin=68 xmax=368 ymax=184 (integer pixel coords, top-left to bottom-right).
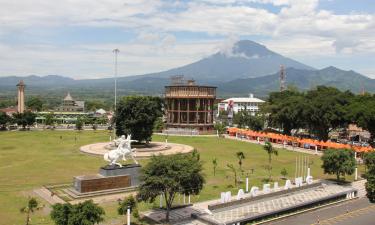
xmin=12 ymin=111 xmax=36 ymax=129
xmin=115 ymin=96 xmax=163 ymax=143
xmin=321 ymin=149 xmax=356 ymax=181
xmin=0 ymin=112 xmax=10 ymax=129
xmin=262 ymin=90 xmax=305 ymax=135
xmin=137 ymin=153 xmax=205 ymax=222
xmin=26 ymin=96 xmax=44 ymax=111
xmin=50 ymin=200 xmax=105 ymax=225
xmin=364 ymin=152 xmax=375 ymax=202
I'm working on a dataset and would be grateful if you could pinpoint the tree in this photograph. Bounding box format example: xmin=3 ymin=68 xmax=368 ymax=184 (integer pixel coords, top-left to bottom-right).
xmin=50 ymin=203 xmax=73 ymax=225
xmin=364 ymin=152 xmax=375 ymax=202
xmin=26 ymin=96 xmax=44 ymax=111
xmin=137 ymin=153 xmax=204 ymax=222
xmin=227 ymin=163 xmax=237 ymax=186
xmin=115 ymin=96 xmax=163 ymax=143
xmin=236 ymin=151 xmax=245 ymax=172
xmin=20 ymin=197 xmax=39 ymax=225
xmin=233 ymin=110 xmax=264 ymax=131
xmin=214 ymin=122 xmax=226 ymax=136
xmin=281 ymin=168 xmax=288 ymax=179
xmin=212 ymin=158 xmax=218 ymax=176
xmin=321 ymin=149 xmax=356 ymax=181
xmin=153 ymin=117 xmax=164 ymax=132
xmin=85 ymin=100 xmax=106 ymax=111
xmin=12 ymin=112 xmax=36 ymax=129
xmin=263 ymin=141 xmax=278 ymax=179
xmin=262 ymin=90 xmax=305 ymax=135
xmin=303 ymin=86 xmax=353 ymax=141
xmin=75 ymin=117 xmax=83 ymax=130
xmin=45 ymin=113 xmax=55 ymax=126
xmin=118 ymin=195 xmax=138 ymax=223
xmin=348 ymin=94 xmax=375 ymax=146
xmin=51 ymin=200 xmax=105 ymax=225
xmin=0 ymin=112 xmax=10 ymax=130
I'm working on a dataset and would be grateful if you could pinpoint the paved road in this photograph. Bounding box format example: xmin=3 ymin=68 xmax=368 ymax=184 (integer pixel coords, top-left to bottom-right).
xmin=264 ymin=198 xmax=374 ymax=225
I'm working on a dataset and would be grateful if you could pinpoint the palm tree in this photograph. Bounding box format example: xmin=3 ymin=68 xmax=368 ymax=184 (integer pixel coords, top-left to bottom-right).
xmin=263 ymin=141 xmax=278 ymax=180
xmin=20 ymin=197 xmax=39 ymax=225
xmin=236 ymin=151 xmax=245 ymax=172
xmin=212 ymin=158 xmax=218 ymax=176
xmin=227 ymin=163 xmax=237 ymax=186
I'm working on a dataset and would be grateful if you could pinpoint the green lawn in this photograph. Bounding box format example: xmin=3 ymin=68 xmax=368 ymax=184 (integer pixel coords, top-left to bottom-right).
xmin=0 ymin=131 xmax=361 ymax=225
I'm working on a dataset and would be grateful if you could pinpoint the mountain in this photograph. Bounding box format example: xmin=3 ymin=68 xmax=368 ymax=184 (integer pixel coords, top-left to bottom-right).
xmin=218 ymin=66 xmax=375 ymax=97
xmin=141 ymin=40 xmax=315 ymax=83
xmin=0 ymin=40 xmax=372 ymax=99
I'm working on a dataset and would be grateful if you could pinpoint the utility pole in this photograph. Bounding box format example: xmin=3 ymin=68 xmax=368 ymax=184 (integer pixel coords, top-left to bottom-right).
xmin=113 ymin=49 xmax=120 ymax=138
xmin=279 ymin=65 xmax=286 ymax=92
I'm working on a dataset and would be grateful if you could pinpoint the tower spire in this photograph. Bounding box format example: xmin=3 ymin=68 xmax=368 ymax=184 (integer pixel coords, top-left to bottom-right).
xmin=279 ymin=65 xmax=286 ymax=92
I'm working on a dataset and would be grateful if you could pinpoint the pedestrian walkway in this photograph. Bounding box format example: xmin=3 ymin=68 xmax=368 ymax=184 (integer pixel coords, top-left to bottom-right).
xmin=34 ymin=187 xmax=65 ymax=204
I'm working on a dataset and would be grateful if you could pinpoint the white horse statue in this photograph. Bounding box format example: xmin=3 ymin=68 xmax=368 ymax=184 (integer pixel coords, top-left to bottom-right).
xmin=104 ymin=134 xmax=138 ymax=167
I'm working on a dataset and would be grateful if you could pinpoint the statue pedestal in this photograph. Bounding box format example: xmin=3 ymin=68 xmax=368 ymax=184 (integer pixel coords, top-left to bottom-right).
xmin=73 ymin=164 xmax=141 ymax=193
xmin=99 ymin=164 xmax=141 ymax=186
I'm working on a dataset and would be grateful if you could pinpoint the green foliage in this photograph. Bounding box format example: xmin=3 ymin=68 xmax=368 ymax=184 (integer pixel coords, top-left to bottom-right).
xmin=153 ymin=117 xmax=164 ymax=132
xmin=236 ymin=151 xmax=245 ymax=171
xmin=365 ymin=173 xmax=375 ymax=203
xmin=263 ymin=141 xmax=278 ymax=179
xmin=118 ymin=195 xmax=137 ymax=215
xmin=321 ymin=149 xmax=356 ymax=181
xmin=214 ymin=122 xmax=226 ymax=135
xmin=212 ymin=158 xmax=218 ymax=176
xmin=50 ymin=203 xmax=73 ymax=225
xmin=303 ymin=86 xmax=353 ymax=141
xmin=20 ymin=197 xmax=39 ymax=225
xmin=347 ymin=94 xmax=375 ymax=145
xmin=281 ymin=168 xmax=288 ymax=179
xmin=0 ymin=112 xmax=10 ymax=129
xmin=233 ymin=110 xmax=264 ymax=131
xmin=227 ymin=163 xmax=237 ymax=186
xmin=51 ymin=200 xmax=105 ymax=225
xmin=26 ymin=96 xmax=44 ymax=111
xmin=364 ymin=152 xmax=375 ymax=202
xmin=264 ymin=86 xmax=354 ymax=140
xmin=115 ymin=96 xmax=163 ymax=143
xmin=12 ymin=111 xmax=36 ymax=129
xmin=75 ymin=118 xmax=83 ymax=130
xmin=85 ymin=100 xmax=107 ymax=111
xmin=262 ymin=90 xmax=305 ymax=135
xmin=44 ymin=113 xmax=55 ymax=126
xmin=137 ymin=153 xmax=205 ymax=222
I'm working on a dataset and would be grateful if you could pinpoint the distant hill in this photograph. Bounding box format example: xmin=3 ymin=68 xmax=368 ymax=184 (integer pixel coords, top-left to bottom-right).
xmin=218 ymin=66 xmax=374 ymax=97
xmin=0 ymin=40 xmax=373 ymax=99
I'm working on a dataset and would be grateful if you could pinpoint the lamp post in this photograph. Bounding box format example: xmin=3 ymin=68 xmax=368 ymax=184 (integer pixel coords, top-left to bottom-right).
xmin=113 ymin=49 xmax=120 ymax=138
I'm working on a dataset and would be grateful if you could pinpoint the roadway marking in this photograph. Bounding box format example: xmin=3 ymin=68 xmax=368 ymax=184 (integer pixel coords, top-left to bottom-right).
xmin=311 ymin=205 xmax=375 ymax=225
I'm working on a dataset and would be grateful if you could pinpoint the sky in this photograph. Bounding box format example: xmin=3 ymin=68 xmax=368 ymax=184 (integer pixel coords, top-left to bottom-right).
xmin=0 ymin=0 xmax=374 ymax=79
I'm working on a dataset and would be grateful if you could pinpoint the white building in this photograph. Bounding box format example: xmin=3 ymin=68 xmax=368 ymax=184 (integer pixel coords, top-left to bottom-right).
xmin=218 ymin=94 xmax=265 ymax=116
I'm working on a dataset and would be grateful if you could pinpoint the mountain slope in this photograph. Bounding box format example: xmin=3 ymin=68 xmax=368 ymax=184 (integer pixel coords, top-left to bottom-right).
xmin=219 ymin=67 xmax=374 ymax=97
xmin=147 ymin=40 xmax=314 ymax=82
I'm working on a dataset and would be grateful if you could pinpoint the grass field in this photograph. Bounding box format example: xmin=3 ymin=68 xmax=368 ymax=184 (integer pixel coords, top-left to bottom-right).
xmin=0 ymin=131 xmax=361 ymax=225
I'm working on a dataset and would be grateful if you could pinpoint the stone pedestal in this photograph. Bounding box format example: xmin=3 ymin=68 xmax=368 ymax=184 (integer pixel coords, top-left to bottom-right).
xmin=73 ymin=164 xmax=141 ymax=193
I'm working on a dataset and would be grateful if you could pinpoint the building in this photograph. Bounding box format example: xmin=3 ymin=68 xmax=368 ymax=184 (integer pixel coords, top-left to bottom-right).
xmin=218 ymin=94 xmax=265 ymax=116
xmin=16 ymin=80 xmax=25 ymax=113
xmin=165 ymin=78 xmax=216 ymax=132
xmin=57 ymin=92 xmax=85 ymax=112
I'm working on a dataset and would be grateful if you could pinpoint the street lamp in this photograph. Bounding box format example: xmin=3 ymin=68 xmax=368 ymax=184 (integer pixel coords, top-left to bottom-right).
xmin=113 ymin=48 xmax=120 ymax=138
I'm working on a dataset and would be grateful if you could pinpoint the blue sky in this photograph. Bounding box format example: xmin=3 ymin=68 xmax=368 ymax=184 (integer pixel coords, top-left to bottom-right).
xmin=0 ymin=0 xmax=374 ymax=78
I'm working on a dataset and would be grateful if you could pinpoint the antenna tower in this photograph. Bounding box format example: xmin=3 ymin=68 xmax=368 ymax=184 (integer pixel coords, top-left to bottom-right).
xmin=279 ymin=65 xmax=286 ymax=91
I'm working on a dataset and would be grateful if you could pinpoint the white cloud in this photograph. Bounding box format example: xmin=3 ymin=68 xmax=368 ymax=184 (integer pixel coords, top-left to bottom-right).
xmin=0 ymin=0 xmax=374 ymax=77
